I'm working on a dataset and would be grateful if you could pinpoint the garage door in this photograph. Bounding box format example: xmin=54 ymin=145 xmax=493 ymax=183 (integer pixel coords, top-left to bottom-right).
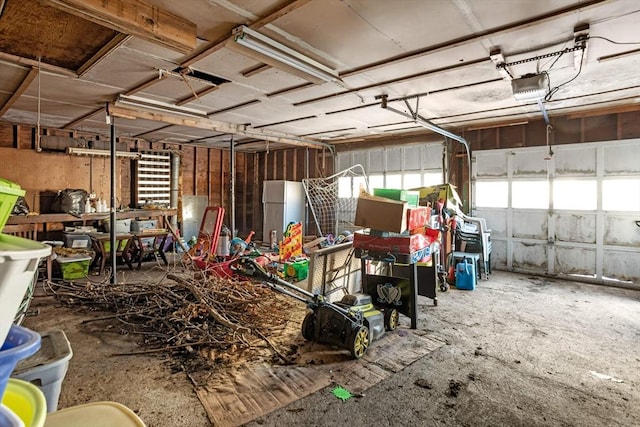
xmin=473 ymin=139 xmax=640 ymax=286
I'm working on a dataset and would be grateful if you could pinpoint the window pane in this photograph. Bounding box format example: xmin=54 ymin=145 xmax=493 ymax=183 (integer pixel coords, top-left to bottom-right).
xmin=338 ymin=177 xmax=352 ymax=198
xmin=476 ymin=181 xmax=508 ymax=208
xmin=368 ymin=175 xmax=384 ymax=191
xmin=553 ymin=180 xmax=596 ymax=210
xmin=512 ymin=181 xmax=548 ymax=209
xmin=423 ymin=172 xmax=442 ymax=187
xmin=386 ymin=174 xmax=402 ymax=188
xmin=603 ymin=178 xmax=640 ymax=211
xmin=403 ymin=173 xmax=422 ymax=189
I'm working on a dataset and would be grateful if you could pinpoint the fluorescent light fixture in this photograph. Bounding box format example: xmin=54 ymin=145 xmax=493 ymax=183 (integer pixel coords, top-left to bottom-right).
xmin=115 ymin=95 xmax=209 ymax=118
xmin=512 ymin=73 xmax=548 ymax=101
xmin=229 ymin=25 xmax=339 ymax=83
xmin=67 ymin=147 xmax=141 ymax=159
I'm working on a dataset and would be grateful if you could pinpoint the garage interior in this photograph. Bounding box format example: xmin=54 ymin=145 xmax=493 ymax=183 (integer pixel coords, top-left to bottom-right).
xmin=0 ymin=0 xmax=639 ymax=426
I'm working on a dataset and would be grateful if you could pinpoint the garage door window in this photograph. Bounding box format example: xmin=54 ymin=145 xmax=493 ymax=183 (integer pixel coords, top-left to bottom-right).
xmin=476 ymin=181 xmax=508 ymax=208
xmin=512 ymin=181 xmax=548 ymax=209
xmin=602 ymin=178 xmax=640 ymax=211
xmin=553 ymin=179 xmax=597 ymax=210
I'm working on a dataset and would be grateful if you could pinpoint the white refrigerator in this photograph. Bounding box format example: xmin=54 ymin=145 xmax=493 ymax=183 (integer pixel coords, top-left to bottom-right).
xmin=262 ymin=180 xmax=305 ymax=242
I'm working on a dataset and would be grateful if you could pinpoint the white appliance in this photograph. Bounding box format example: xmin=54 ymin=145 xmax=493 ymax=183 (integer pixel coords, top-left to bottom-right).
xmin=262 ymin=180 xmax=305 ymax=242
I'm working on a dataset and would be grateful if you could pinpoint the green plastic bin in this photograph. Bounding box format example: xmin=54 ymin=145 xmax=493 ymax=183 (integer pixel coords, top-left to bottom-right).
xmin=0 ymin=178 xmax=25 ymax=232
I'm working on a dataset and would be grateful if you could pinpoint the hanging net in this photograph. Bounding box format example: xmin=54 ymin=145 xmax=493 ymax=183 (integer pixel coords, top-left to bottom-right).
xmin=303 ymin=164 xmax=369 ymax=238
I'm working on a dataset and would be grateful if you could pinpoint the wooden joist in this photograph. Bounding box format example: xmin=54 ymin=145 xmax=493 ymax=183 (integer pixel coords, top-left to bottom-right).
xmin=0 ymin=67 xmax=38 ymax=118
xmin=43 ymin=0 xmax=197 ymax=54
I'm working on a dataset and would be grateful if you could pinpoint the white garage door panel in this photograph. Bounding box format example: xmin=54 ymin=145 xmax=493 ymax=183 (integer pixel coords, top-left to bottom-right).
xmin=490 ymin=240 xmax=507 ymax=269
xmin=603 ymin=215 xmax=640 ymax=247
xmin=369 ymin=149 xmax=384 ymax=172
xmin=554 ymin=146 xmax=596 ymax=176
xmin=474 ymin=139 xmax=640 ymax=286
xmin=603 ymin=250 xmax=640 ymax=282
xmin=512 ymin=212 xmax=547 ymax=239
xmin=475 ymin=209 xmax=507 ymax=238
xmin=512 ymin=242 xmax=547 ymax=270
xmin=513 ymin=150 xmax=547 ymax=177
xmin=352 ymin=151 xmax=368 ymax=170
xmin=421 ymin=144 xmax=443 ymax=169
xmin=555 ymin=213 xmax=596 ymax=244
xmin=404 ymin=146 xmax=422 ymax=170
xmin=554 ymin=247 xmax=596 ymax=275
xmin=604 ymin=141 xmax=640 ymax=174
xmin=475 ymin=152 xmax=506 ymax=177
xmin=386 ymin=146 xmax=402 ymax=170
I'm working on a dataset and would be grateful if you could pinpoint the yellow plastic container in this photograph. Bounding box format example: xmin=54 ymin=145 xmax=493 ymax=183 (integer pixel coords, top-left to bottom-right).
xmin=44 ymin=401 xmax=146 ymax=427
xmin=1 ymin=378 xmax=47 ymax=427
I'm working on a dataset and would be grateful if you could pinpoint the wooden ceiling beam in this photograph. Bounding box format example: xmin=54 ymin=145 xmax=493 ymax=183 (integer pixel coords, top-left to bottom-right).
xmin=107 ymin=103 xmax=332 ymax=150
xmin=176 ymin=86 xmax=220 ymax=106
xmin=0 ymin=67 xmax=39 ymax=118
xmin=62 ymin=107 xmax=104 ymax=130
xmin=42 ymin=0 xmax=197 ymax=54
xmin=77 ymin=33 xmax=131 ymax=77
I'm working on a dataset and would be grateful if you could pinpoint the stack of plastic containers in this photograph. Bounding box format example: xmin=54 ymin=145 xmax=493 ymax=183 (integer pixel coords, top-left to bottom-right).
xmin=0 ymin=178 xmax=52 ymax=426
xmin=1 ymin=178 xmax=147 ymax=426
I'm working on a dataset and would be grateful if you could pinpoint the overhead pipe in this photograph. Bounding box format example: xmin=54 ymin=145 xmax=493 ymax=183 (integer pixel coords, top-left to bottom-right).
xmin=379 ymin=94 xmax=472 ymax=213
xmin=170 ymin=152 xmax=180 ymax=230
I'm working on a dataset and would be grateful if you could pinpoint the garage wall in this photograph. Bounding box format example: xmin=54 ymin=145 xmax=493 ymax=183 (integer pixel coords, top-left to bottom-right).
xmin=0 ymin=122 xmax=328 ymax=240
xmin=473 ymin=139 xmax=640 ymax=286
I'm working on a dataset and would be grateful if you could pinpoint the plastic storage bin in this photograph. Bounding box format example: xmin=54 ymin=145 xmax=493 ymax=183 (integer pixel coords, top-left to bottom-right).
xmin=0 ymin=325 xmax=41 ymax=401
xmin=44 ymin=401 xmax=147 ymax=427
xmin=0 ymin=234 xmax=51 ymax=347
xmin=55 ymin=256 xmax=91 ymax=281
xmin=0 ymin=403 xmax=24 ymax=427
xmin=130 ymin=219 xmax=158 ymax=233
xmin=2 ymin=379 xmax=46 ymax=427
xmin=62 ymin=232 xmax=91 ymax=249
xmin=12 ymin=330 xmax=73 ymax=413
xmin=455 ymin=257 xmax=477 ymax=290
xmin=103 ymin=219 xmax=131 ymax=234
xmin=0 ymin=178 xmax=25 ymax=232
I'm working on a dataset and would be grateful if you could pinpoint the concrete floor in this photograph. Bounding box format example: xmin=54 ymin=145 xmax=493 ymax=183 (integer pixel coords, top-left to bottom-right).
xmin=21 ymin=262 xmax=640 ymax=427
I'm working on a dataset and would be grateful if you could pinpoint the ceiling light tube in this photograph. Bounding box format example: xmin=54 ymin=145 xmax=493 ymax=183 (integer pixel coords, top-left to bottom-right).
xmin=231 ymin=26 xmax=339 ymax=83
xmin=67 ymin=147 xmax=141 ymax=159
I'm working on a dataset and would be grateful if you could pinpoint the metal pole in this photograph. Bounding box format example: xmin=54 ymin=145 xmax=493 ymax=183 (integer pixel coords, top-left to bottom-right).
xmin=109 ymin=118 xmax=117 ymax=284
xmin=170 ymin=152 xmax=180 ymax=230
xmin=230 ymin=135 xmax=235 ymax=237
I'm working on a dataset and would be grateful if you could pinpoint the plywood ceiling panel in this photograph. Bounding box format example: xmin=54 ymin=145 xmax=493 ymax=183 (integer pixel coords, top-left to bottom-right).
xmin=0 ymin=0 xmax=117 ymax=71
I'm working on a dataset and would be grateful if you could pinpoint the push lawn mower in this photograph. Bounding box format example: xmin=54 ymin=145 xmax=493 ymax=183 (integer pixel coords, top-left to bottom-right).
xmin=230 ymin=257 xmax=399 ymax=359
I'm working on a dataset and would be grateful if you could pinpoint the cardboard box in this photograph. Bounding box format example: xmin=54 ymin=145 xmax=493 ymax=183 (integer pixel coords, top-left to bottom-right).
xmin=354 ymin=193 xmax=407 ymax=233
xmin=406 ymin=206 xmax=430 ymax=230
xmin=353 ymin=230 xmax=433 ymax=254
xmin=411 ymin=183 xmax=463 ymax=213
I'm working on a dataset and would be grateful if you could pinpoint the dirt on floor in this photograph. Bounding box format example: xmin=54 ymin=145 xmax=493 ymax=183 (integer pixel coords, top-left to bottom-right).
xmin=20 ymin=260 xmax=640 ymax=427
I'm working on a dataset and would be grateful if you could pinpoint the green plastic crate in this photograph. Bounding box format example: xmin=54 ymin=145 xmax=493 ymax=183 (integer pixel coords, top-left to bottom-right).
xmin=56 ymin=256 xmax=91 ymax=280
xmin=372 ymin=188 xmax=419 ymax=207
xmin=0 ymin=178 xmax=26 ymax=231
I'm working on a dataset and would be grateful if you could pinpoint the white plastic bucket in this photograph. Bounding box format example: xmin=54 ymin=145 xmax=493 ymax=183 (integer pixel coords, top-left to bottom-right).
xmin=0 ymin=234 xmax=51 ymax=347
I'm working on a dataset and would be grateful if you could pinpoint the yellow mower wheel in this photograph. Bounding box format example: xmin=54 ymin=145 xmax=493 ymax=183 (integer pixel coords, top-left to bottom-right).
xmin=349 ymin=325 xmax=369 ymax=359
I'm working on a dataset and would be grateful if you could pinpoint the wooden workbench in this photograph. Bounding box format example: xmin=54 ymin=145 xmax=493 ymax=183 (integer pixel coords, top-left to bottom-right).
xmin=6 ymin=209 xmax=178 ymax=240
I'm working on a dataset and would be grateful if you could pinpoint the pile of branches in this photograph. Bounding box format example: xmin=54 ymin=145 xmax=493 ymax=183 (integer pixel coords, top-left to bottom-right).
xmin=52 ymin=271 xmax=301 ymax=368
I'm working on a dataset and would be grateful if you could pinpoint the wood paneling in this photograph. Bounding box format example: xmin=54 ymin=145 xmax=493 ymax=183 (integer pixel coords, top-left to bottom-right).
xmin=181 ymin=146 xmax=195 ymax=196
xmin=195 ymin=147 xmax=208 ymax=195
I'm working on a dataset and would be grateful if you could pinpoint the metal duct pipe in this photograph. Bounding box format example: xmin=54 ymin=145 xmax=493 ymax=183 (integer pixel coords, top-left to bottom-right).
xmin=170 ymin=152 xmax=180 ymax=230
xmin=380 ymin=95 xmax=473 ymax=213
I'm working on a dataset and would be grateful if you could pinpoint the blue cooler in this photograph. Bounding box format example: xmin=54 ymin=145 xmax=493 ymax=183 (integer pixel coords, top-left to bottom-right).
xmin=455 ymin=257 xmax=476 ymax=290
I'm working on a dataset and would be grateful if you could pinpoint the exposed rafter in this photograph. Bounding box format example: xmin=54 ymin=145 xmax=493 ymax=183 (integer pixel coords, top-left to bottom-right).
xmin=43 ymin=0 xmax=197 ymax=53
xmin=77 ymin=33 xmax=131 ymax=77
xmin=107 ymin=103 xmax=333 ymax=151
xmin=0 ymin=67 xmax=38 ymax=118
